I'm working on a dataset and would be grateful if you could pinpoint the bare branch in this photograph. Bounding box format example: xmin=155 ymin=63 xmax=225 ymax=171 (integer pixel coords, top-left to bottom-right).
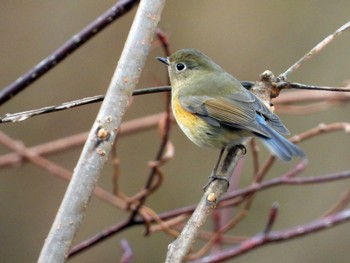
xmin=279 ymin=20 xmax=350 ymax=79
xmin=0 ymin=131 xmax=126 ymax=209
xmin=120 ymin=239 xmax=133 ymax=263
xmin=69 ymin=164 xmax=350 ymax=257
xmin=263 ymin=203 xmax=279 ymax=234
xmin=191 ymin=209 xmax=350 ymax=263
xmin=38 ymin=1 xmax=166 ymax=262
xmin=274 ymin=89 xmax=350 ymax=105
xmin=124 ymin=27 xmax=173 ymax=229
xmin=0 ymin=113 xmax=167 ymax=167
xmin=166 ymin=142 xmax=249 ymax=262
xmin=0 ymin=86 xmax=171 ymax=124
xmin=0 ymin=0 xmax=139 ymax=105
xmin=275 ymin=82 xmax=350 ymax=92
xmin=2 ymin=80 xmax=349 ymax=124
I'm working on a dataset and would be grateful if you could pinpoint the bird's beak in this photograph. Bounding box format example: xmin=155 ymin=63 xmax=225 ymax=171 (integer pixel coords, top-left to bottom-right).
xmin=156 ymin=56 xmax=169 ymax=65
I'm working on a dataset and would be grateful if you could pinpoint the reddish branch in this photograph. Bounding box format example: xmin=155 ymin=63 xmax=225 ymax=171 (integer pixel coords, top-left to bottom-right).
xmin=69 ymin=164 xmax=350 ymax=257
xmin=120 ymin=239 xmax=133 ymax=263
xmin=190 ymin=209 xmax=350 ymax=263
xmin=124 ymin=28 xmax=173 ymax=230
xmin=0 ymin=113 xmax=168 ymax=167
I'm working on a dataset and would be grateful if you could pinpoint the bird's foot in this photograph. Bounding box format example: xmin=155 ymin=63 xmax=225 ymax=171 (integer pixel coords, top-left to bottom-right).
xmin=231 ymin=144 xmax=247 ymax=155
xmin=202 ymin=171 xmax=230 ymax=192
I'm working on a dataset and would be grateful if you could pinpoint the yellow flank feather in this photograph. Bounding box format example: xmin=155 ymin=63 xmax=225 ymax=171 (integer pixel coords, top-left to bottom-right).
xmin=172 ymin=93 xmax=203 ymax=133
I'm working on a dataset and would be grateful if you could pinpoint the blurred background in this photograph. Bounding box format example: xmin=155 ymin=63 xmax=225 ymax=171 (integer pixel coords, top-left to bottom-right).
xmin=1 ymin=1 xmax=350 ymax=262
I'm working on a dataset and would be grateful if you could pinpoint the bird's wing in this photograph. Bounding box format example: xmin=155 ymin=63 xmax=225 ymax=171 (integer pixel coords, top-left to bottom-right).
xmin=178 ymin=93 xmax=269 ymax=137
xmin=178 ymin=90 xmax=289 ymax=137
xmin=230 ymin=91 xmax=290 ymax=135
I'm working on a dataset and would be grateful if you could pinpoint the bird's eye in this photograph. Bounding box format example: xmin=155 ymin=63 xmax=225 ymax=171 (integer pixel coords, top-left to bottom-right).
xmin=176 ymin=63 xmax=186 ymax=72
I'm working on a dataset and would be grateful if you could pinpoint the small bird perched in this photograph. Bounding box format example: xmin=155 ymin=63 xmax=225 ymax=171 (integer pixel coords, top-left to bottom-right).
xmin=157 ymin=49 xmax=304 ymax=180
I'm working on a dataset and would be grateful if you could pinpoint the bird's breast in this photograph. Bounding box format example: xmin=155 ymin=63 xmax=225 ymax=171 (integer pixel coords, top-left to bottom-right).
xmin=172 ymin=93 xmax=236 ymax=148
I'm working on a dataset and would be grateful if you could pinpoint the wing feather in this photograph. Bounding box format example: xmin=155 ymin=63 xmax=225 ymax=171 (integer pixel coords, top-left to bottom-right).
xmin=176 ymin=72 xmax=290 ymax=136
xmin=179 ymin=95 xmax=270 ymax=137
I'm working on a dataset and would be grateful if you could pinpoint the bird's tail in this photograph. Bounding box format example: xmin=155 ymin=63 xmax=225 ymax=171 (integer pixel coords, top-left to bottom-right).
xmin=255 ymin=115 xmax=305 ymax=161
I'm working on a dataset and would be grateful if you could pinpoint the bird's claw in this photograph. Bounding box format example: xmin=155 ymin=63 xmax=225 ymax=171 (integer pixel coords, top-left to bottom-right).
xmin=202 ymin=172 xmax=230 ymax=192
xmin=235 ymin=144 xmax=247 ymax=155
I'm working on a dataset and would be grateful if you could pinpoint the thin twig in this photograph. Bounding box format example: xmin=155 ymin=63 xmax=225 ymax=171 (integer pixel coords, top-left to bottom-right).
xmin=2 ymin=80 xmax=349 ymax=123
xmin=0 ymin=113 xmax=168 ymax=167
xmin=276 ymin=82 xmax=350 ymax=92
xmin=250 ymin=139 xmax=260 ymax=175
xmin=263 ymin=203 xmax=279 ymax=234
xmin=274 ymin=89 xmax=350 ymax=114
xmin=279 ymin=21 xmax=350 ymax=79
xmin=322 ymin=186 xmax=350 ymax=217
xmin=187 ymin=207 xmax=248 ymax=260
xmin=0 ymin=131 xmax=126 ymax=209
xmin=69 ymin=164 xmax=350 ymax=257
xmin=290 ymin=122 xmax=350 ymax=143
xmin=191 ymin=209 xmax=350 ymax=263
xmin=69 ymin=220 xmax=131 ymax=257
xmin=125 ymin=28 xmax=173 ymax=230
xmin=0 ymin=86 xmax=171 ymax=124
xmin=274 ymin=88 xmax=350 ymax=104
xmin=275 ymin=102 xmax=334 ymax=115
xmin=0 ymin=0 xmax=139 ymax=105
xmin=120 ymin=239 xmax=133 ymax=263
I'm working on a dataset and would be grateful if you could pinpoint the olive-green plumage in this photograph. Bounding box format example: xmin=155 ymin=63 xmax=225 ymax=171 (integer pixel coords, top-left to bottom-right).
xmin=157 ymin=49 xmax=304 ymax=161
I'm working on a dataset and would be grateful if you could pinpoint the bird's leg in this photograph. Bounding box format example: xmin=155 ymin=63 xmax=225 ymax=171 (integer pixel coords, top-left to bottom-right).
xmin=203 ymin=147 xmax=228 ymax=191
xmin=203 ymin=144 xmax=247 ymax=191
xmin=234 ymin=144 xmax=247 ymax=155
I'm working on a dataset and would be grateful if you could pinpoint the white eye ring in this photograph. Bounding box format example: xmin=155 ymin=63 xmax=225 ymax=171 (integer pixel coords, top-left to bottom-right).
xmin=175 ymin=62 xmax=186 ymax=72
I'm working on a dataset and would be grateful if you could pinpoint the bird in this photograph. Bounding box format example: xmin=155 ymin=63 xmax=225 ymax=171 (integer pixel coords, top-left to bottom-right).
xmin=157 ymin=49 xmax=305 ymax=183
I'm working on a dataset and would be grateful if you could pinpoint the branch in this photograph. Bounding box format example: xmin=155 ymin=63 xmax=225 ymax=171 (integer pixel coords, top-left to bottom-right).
xmin=2 ymin=80 xmax=350 ymax=124
xmin=69 ymin=164 xmax=350 ymax=257
xmin=274 ymin=90 xmax=350 ymax=114
xmin=0 ymin=86 xmax=171 ymax=124
xmin=0 ymin=113 xmax=167 ymax=167
xmin=125 ymin=29 xmax=173 ymax=226
xmin=165 ymin=141 xmax=249 ymax=262
xmin=69 ymin=165 xmax=350 ymax=256
xmin=279 ymin=20 xmax=350 ymax=80
xmin=38 ymin=1 xmax=166 ymax=262
xmin=275 ymin=82 xmax=350 ymax=92
xmin=0 ymin=131 xmax=127 ymax=210
xmin=0 ymin=0 xmax=139 ymax=105
xmin=274 ymin=89 xmax=350 ymax=104
xmin=191 ymin=209 xmax=350 ymax=262
xmin=120 ymin=239 xmax=133 ymax=263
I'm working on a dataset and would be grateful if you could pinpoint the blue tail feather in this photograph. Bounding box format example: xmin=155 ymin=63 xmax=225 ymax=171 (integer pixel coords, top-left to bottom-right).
xmin=255 ymin=115 xmax=305 ymax=161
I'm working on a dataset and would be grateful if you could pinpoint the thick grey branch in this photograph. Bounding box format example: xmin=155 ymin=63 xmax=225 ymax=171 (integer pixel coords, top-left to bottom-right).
xmin=37 ymin=0 xmax=166 ymax=262
xmin=165 ymin=141 xmax=248 ymax=262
